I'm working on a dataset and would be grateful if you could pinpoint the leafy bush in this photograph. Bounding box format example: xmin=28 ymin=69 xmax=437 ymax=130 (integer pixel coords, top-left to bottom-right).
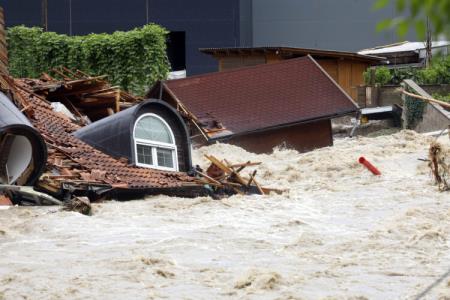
xmin=363 ymin=66 xmax=393 ymax=85
xmin=417 ymin=56 xmax=450 ymax=84
xmin=433 ymin=93 xmax=450 ymax=103
xmin=364 ymin=55 xmax=450 ymax=86
xmin=7 ymin=25 xmax=170 ymax=95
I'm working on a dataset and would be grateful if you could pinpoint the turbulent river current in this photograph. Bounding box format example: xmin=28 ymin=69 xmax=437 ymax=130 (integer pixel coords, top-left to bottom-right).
xmin=1 ymin=130 xmax=450 ymax=299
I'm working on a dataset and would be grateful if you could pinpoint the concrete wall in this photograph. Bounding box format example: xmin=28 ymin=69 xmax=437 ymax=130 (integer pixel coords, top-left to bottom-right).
xmin=401 ymin=80 xmax=450 ymax=133
xmin=359 ymin=84 xmax=450 ymax=108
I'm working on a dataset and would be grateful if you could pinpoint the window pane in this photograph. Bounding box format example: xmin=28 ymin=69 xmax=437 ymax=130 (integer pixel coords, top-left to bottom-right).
xmin=135 ymin=116 xmax=173 ymax=144
xmin=157 ymin=148 xmax=174 ymax=168
xmin=137 ymin=144 xmax=153 ymax=165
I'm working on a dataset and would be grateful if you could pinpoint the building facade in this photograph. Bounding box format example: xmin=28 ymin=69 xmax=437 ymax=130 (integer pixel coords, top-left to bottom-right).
xmin=0 ymin=0 xmax=410 ymax=75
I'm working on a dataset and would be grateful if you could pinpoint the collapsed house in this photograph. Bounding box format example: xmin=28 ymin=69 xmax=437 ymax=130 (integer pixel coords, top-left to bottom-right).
xmin=0 ymin=74 xmax=205 ymax=201
xmin=148 ymin=55 xmax=359 ymax=154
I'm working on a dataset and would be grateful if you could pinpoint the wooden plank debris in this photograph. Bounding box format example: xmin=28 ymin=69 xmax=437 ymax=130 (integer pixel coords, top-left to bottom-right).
xmin=196 ymin=155 xmax=284 ymax=196
xmin=25 ymin=67 xmax=143 ymax=123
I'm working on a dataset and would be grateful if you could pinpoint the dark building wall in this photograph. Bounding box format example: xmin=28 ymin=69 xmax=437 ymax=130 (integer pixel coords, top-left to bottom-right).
xmin=251 ymin=0 xmax=415 ymax=52
xmin=239 ymin=0 xmax=253 ymax=47
xmin=225 ymin=119 xmax=333 ymax=154
xmin=0 ymin=0 xmax=242 ymax=75
xmin=146 ymin=0 xmax=241 ymax=75
xmin=0 ymin=0 xmax=416 ymax=75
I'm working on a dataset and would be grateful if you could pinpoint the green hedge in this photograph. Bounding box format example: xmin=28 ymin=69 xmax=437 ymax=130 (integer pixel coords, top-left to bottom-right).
xmin=7 ymin=25 xmax=170 ymax=95
xmin=364 ymin=55 xmax=450 ymax=86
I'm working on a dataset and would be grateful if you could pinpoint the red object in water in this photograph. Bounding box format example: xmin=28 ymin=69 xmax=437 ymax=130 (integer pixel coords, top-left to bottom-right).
xmin=0 ymin=195 xmax=13 ymax=206
xmin=358 ymin=156 xmax=381 ymax=175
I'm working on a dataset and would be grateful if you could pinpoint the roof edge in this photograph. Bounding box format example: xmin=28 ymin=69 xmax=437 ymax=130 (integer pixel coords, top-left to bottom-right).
xmin=306 ymin=55 xmax=360 ymax=109
xmin=208 ymin=108 xmax=358 ymax=142
xmin=199 ymin=46 xmax=386 ymax=62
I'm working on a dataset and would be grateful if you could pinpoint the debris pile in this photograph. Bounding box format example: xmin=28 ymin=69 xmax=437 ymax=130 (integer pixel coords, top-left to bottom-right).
xmin=24 ymin=67 xmax=141 ymax=123
xmin=196 ymin=155 xmax=283 ymax=197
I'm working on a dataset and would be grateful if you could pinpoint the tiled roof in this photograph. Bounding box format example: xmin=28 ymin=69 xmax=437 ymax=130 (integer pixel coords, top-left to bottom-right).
xmin=12 ymin=78 xmax=194 ymax=190
xmin=164 ymin=56 xmax=358 ymax=138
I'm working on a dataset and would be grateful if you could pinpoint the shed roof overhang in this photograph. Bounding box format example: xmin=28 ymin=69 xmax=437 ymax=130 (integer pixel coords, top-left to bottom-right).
xmin=200 ymin=46 xmax=386 ymax=64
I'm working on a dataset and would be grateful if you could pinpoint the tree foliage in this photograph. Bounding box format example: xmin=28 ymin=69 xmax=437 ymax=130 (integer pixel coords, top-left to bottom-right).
xmin=7 ymin=25 xmax=170 ymax=95
xmin=374 ymin=0 xmax=450 ymax=38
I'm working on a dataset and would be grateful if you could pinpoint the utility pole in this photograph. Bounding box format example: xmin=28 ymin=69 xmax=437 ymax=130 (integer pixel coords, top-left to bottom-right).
xmin=41 ymin=0 xmax=48 ymax=31
xmin=146 ymin=0 xmax=149 ymax=23
xmin=425 ymin=16 xmax=432 ymax=68
xmin=69 ymin=0 xmax=72 ymax=35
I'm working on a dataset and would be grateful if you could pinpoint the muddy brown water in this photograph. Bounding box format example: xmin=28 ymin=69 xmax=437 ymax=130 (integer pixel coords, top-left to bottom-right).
xmin=1 ymin=131 xmax=450 ymax=299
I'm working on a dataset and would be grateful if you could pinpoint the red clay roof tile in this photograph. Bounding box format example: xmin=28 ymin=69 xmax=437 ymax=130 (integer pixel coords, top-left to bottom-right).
xmin=13 ymin=78 xmax=194 ymax=190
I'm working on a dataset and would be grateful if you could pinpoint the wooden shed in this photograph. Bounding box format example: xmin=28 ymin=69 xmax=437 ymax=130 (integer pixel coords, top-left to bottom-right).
xmin=200 ymin=47 xmax=385 ymax=100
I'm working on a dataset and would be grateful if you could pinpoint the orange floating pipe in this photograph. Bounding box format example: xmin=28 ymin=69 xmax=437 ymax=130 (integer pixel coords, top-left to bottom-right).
xmin=358 ymin=156 xmax=381 ymax=175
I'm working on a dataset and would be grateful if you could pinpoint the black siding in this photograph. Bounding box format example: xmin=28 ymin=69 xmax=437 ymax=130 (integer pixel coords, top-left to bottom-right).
xmin=74 ymin=100 xmax=192 ymax=172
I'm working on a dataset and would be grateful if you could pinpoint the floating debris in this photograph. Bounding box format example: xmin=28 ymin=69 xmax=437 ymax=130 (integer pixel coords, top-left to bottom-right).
xmin=429 ymin=141 xmax=450 ymax=191
xmin=196 ymin=154 xmax=283 ymax=197
xmin=62 ymin=196 xmax=92 ymax=215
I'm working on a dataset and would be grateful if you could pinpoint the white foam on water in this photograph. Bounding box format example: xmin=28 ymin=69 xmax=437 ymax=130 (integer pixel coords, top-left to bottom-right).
xmin=1 ymin=130 xmax=450 ymax=299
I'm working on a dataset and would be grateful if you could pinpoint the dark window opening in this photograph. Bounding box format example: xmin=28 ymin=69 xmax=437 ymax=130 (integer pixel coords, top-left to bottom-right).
xmin=166 ymin=31 xmax=186 ymax=71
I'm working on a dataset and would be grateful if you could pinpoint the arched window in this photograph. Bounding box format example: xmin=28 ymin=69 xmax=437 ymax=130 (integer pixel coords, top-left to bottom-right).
xmin=133 ymin=113 xmax=178 ymax=171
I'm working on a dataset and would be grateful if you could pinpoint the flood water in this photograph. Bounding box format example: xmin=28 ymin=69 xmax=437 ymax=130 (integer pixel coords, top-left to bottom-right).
xmin=1 ymin=130 xmax=450 ymax=299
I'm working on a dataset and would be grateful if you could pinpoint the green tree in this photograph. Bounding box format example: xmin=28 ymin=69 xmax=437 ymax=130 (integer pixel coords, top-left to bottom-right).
xmin=374 ymin=0 xmax=450 ymax=38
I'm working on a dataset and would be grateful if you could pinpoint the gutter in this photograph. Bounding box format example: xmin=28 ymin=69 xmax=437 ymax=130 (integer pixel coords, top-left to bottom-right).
xmin=208 ymin=108 xmax=358 ymax=142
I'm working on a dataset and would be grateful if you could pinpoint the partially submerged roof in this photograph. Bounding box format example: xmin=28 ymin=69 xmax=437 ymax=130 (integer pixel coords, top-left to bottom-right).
xmin=156 ymin=55 xmax=359 ymax=139
xmin=359 ymin=41 xmax=450 ymax=55
xmin=5 ymin=76 xmax=196 ymax=194
xmin=200 ymin=46 xmax=385 ymax=63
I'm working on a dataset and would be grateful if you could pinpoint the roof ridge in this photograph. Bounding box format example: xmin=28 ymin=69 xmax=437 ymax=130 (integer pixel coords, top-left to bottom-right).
xmin=165 ymin=56 xmax=311 ymax=85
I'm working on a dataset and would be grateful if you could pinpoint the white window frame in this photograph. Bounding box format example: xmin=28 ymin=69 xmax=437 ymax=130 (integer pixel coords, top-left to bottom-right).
xmin=133 ymin=113 xmax=178 ymax=172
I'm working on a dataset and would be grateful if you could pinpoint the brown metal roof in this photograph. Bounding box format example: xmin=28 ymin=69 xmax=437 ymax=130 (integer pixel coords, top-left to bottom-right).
xmin=162 ymin=55 xmax=358 ymax=139
xmin=199 ymin=46 xmax=385 ymax=63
